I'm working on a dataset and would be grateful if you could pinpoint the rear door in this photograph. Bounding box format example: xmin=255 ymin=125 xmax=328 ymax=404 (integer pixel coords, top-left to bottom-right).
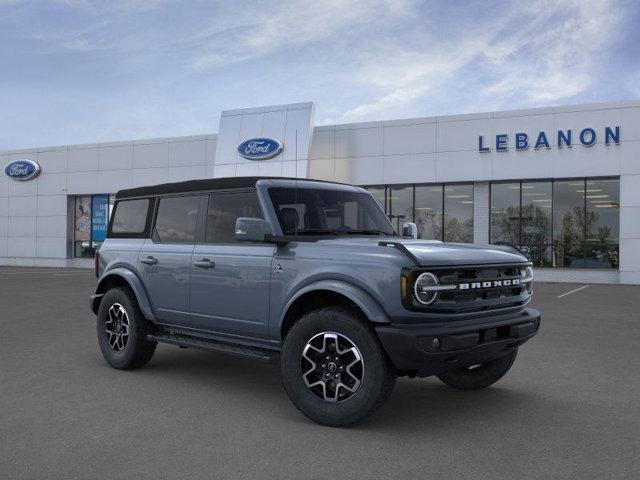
xmin=189 ymin=190 xmax=274 ymax=339
xmin=138 ymin=194 xmax=203 ymax=326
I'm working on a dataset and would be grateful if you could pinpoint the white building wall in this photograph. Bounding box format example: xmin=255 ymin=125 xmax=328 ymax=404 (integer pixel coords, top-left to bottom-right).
xmin=0 ymin=102 xmax=312 ymax=267
xmin=0 ymin=134 xmax=217 ymax=267
xmin=308 ymin=100 xmax=640 ymax=284
xmin=213 ymin=102 xmax=314 ymax=179
xmin=1 ymin=99 xmax=639 ymax=283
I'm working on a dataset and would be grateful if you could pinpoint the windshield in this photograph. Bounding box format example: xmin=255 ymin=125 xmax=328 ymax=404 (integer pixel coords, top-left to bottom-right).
xmin=268 ymin=187 xmax=396 ymax=236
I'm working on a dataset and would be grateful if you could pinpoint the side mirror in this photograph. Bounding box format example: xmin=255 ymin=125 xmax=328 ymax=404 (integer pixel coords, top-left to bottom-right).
xmin=235 ymin=217 xmax=273 ymax=242
xmin=402 ymin=222 xmax=418 ymax=239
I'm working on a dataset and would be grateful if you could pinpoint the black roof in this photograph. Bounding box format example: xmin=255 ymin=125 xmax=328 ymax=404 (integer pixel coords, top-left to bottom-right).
xmin=115 ymin=176 xmax=351 ymax=199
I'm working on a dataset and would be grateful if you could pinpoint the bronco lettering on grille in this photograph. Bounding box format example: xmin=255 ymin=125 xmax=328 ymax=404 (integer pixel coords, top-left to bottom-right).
xmin=458 ymin=278 xmax=521 ymax=290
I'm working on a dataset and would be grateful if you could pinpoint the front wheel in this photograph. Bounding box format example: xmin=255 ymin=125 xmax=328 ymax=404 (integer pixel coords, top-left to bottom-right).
xmin=280 ymin=307 xmax=396 ymax=427
xmin=436 ymin=349 xmax=518 ymax=390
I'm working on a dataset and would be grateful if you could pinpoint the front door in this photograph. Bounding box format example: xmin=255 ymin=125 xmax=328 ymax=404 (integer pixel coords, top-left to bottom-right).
xmin=138 ymin=194 xmax=202 ymax=326
xmin=189 ymin=190 xmax=274 ymax=339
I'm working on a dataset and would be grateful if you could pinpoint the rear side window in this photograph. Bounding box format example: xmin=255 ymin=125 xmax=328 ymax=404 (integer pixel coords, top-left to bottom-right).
xmin=206 ymin=191 xmax=262 ymax=243
xmin=154 ymin=195 xmax=200 ymax=244
xmin=110 ymin=199 xmax=150 ymax=236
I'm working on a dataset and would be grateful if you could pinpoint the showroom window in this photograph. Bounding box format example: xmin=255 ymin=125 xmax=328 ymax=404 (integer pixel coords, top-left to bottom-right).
xmin=444 ymin=184 xmax=474 ymax=243
xmin=552 ymin=180 xmax=585 ymax=268
xmin=490 ymin=178 xmax=619 ymax=269
xmin=522 ymin=181 xmax=553 ymax=266
xmin=73 ymin=194 xmax=115 ymax=258
xmin=490 ymin=182 xmax=520 ymax=246
xmin=364 ymin=183 xmax=474 ymax=242
xmin=585 ymin=178 xmax=619 ymax=269
xmin=414 ymin=185 xmax=443 ymax=240
xmin=387 ymin=186 xmax=413 ymax=233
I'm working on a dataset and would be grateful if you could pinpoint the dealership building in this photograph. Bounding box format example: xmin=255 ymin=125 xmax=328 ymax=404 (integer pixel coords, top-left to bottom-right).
xmin=1 ymin=100 xmax=639 ymax=284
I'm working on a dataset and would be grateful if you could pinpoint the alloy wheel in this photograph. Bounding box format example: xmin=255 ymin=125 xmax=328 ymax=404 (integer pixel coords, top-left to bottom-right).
xmin=105 ymin=303 xmax=130 ymax=352
xmin=301 ymin=332 xmax=364 ymax=402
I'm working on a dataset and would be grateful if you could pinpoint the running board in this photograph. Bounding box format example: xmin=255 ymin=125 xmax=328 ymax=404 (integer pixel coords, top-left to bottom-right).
xmin=147 ymin=332 xmax=279 ymax=363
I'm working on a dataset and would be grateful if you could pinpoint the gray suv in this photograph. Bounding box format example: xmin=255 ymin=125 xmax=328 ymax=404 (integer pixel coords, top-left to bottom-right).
xmin=91 ymin=177 xmax=540 ymax=426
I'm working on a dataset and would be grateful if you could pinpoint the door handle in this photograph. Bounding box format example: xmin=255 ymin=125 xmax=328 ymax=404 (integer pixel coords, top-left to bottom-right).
xmin=193 ymin=258 xmax=215 ymax=269
xmin=140 ymin=256 xmax=158 ymax=265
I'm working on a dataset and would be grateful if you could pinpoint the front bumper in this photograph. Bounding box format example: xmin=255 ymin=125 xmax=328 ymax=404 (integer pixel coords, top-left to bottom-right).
xmin=376 ymin=308 xmax=540 ymax=377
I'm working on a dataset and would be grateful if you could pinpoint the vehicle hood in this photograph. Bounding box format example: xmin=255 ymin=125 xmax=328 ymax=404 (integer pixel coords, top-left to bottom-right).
xmin=395 ymin=239 xmax=527 ymax=266
xmin=316 ymin=236 xmax=528 ymax=266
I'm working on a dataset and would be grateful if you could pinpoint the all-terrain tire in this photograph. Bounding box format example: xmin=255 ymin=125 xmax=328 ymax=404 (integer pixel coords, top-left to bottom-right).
xmin=97 ymin=287 xmax=157 ymax=369
xmin=436 ymin=349 xmax=518 ymax=390
xmin=280 ymin=306 xmax=396 ymax=427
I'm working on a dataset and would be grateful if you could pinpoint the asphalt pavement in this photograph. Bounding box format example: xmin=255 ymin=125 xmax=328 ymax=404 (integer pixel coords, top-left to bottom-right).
xmin=1 ymin=267 xmax=639 ymax=479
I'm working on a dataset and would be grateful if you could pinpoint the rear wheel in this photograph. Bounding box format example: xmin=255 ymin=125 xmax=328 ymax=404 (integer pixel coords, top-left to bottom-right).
xmin=97 ymin=287 xmax=157 ymax=369
xmin=436 ymin=349 xmax=518 ymax=390
xmin=280 ymin=307 xmax=396 ymax=427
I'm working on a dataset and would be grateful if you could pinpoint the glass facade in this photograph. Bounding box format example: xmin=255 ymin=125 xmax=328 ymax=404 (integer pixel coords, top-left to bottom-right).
xmin=365 ymin=184 xmax=474 ymax=242
xmin=414 ymin=185 xmax=442 ymax=240
xmin=74 ymin=194 xmax=115 ymax=257
xmin=69 ymin=178 xmax=619 ymax=269
xmin=444 ymin=184 xmax=474 ymax=243
xmin=490 ymin=182 xmax=520 ymax=246
xmin=388 ymin=186 xmax=413 ymax=233
xmin=490 ymin=178 xmax=619 ymax=269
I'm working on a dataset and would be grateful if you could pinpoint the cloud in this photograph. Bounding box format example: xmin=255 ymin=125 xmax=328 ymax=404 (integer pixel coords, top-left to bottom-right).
xmin=339 ymin=85 xmax=429 ymax=122
xmin=15 ymin=0 xmax=413 ymax=66
xmin=0 ymin=0 xmax=635 ymax=149
xmin=51 ymin=0 xmax=173 ymax=13
xmin=481 ymin=0 xmax=622 ymax=104
xmin=191 ymin=0 xmax=413 ymax=69
xmin=337 ymin=36 xmax=494 ymax=121
xmin=334 ymin=0 xmax=626 ymax=122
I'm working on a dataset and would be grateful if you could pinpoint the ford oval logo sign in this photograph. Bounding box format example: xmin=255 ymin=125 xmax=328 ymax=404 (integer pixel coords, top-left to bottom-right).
xmin=4 ymin=159 xmax=41 ymax=181
xmin=237 ymin=137 xmax=283 ymax=160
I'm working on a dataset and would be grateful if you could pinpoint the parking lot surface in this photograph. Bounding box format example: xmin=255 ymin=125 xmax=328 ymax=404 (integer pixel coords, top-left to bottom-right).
xmin=1 ymin=267 xmax=639 ymax=479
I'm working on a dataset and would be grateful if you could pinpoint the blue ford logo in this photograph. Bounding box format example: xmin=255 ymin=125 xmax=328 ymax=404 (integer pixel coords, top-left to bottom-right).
xmin=4 ymin=159 xmax=41 ymax=181
xmin=237 ymin=137 xmax=283 ymax=160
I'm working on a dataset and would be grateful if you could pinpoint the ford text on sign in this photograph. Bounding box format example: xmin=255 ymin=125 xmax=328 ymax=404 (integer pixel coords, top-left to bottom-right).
xmin=4 ymin=159 xmax=41 ymax=181
xmin=237 ymin=138 xmax=283 ymax=160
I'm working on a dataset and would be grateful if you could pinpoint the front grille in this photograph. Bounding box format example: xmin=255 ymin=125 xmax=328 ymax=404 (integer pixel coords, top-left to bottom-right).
xmin=437 ymin=265 xmax=524 ymax=304
xmin=407 ymin=263 xmax=531 ymax=314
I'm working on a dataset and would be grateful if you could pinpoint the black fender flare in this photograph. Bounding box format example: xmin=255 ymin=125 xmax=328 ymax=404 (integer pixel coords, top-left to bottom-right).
xmin=279 ymin=279 xmax=391 ymax=335
xmin=91 ymin=268 xmax=156 ymax=322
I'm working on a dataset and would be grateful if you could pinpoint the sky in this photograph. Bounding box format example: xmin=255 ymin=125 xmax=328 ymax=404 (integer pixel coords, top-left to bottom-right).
xmin=1 ymin=0 xmax=639 ymax=150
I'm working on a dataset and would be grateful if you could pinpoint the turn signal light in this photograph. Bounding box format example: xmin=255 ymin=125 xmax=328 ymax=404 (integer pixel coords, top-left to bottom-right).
xmin=400 ymin=275 xmax=408 ymax=298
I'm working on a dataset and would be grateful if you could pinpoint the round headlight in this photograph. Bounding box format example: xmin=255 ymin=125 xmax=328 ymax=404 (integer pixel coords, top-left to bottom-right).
xmin=414 ymin=272 xmax=439 ymax=305
xmin=521 ymin=266 xmax=534 ymax=293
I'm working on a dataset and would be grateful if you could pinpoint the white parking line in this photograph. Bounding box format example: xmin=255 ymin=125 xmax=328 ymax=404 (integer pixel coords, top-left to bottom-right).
xmin=557 ymin=284 xmax=590 ymax=298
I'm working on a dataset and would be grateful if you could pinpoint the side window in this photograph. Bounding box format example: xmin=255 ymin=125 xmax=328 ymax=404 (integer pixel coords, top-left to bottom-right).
xmin=206 ymin=191 xmax=262 ymax=243
xmin=110 ymin=199 xmax=150 ymax=235
xmin=154 ymin=196 xmax=200 ymax=244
